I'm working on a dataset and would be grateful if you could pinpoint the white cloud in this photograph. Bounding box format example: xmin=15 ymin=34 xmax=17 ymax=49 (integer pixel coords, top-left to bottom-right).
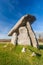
xmin=0 ymin=33 xmax=11 ymax=39
xmin=0 ymin=20 xmax=16 ymax=39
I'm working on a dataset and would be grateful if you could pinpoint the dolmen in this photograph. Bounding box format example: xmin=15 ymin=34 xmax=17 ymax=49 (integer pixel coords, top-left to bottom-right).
xmin=8 ymin=14 xmax=39 ymax=48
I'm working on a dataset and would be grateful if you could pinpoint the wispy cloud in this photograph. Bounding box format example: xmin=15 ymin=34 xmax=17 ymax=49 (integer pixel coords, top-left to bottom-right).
xmin=0 ymin=20 xmax=14 ymax=39
xmin=0 ymin=0 xmax=43 ymax=39
xmin=0 ymin=33 xmax=11 ymax=39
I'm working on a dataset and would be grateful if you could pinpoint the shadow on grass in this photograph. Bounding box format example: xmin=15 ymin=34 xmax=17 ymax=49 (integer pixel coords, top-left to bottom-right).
xmin=39 ymin=45 xmax=43 ymax=49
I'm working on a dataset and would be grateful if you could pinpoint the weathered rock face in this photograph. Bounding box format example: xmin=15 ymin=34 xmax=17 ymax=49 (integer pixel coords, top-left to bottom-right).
xmin=11 ymin=33 xmax=17 ymax=45
xmin=9 ymin=15 xmax=39 ymax=48
xmin=26 ymin=22 xmax=38 ymax=48
xmin=18 ymin=27 xmax=31 ymax=45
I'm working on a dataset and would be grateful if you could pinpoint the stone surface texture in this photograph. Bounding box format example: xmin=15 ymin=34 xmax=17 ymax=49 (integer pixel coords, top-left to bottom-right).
xmin=26 ymin=22 xmax=38 ymax=48
xmin=8 ymin=15 xmax=38 ymax=48
xmin=18 ymin=27 xmax=31 ymax=45
xmin=11 ymin=33 xmax=17 ymax=45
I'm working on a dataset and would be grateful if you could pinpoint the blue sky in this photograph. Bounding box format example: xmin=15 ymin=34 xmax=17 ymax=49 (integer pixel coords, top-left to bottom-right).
xmin=0 ymin=0 xmax=43 ymax=39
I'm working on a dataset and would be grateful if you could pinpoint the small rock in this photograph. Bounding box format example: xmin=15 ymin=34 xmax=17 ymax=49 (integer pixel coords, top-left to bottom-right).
xmin=31 ymin=52 xmax=36 ymax=57
xmin=21 ymin=47 xmax=26 ymax=52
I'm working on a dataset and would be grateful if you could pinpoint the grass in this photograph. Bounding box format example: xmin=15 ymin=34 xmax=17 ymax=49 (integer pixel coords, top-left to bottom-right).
xmin=0 ymin=42 xmax=43 ymax=65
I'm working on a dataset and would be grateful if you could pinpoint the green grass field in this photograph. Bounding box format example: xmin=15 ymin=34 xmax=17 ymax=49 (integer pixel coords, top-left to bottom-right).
xmin=0 ymin=42 xmax=43 ymax=65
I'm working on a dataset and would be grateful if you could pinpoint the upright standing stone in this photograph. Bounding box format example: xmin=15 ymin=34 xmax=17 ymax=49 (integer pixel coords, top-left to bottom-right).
xmin=18 ymin=26 xmax=31 ymax=45
xmin=11 ymin=33 xmax=17 ymax=45
xmin=26 ymin=22 xmax=38 ymax=48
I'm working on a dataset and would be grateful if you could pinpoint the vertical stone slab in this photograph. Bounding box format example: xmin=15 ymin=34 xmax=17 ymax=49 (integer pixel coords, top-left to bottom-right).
xmin=18 ymin=26 xmax=31 ymax=45
xmin=11 ymin=33 xmax=17 ymax=45
xmin=26 ymin=22 xmax=38 ymax=48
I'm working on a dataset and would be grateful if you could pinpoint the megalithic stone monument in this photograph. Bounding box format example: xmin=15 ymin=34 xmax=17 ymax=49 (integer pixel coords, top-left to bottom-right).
xmin=8 ymin=14 xmax=39 ymax=48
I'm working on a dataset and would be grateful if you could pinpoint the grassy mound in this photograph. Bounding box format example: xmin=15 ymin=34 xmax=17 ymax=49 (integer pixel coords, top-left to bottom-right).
xmin=0 ymin=43 xmax=43 ymax=65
